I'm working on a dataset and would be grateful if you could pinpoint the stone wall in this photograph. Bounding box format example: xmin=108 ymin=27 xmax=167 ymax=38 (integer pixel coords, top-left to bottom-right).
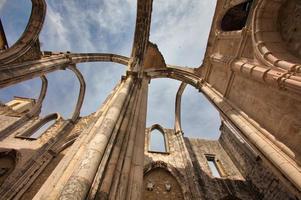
xmin=144 ymin=127 xmax=201 ymax=200
xmin=19 ymin=114 xmax=96 ymax=200
xmin=219 ymin=120 xmax=300 ymax=199
xmin=143 ymin=168 xmax=184 ymax=200
xmin=185 ymin=137 xmax=256 ymax=200
xmin=0 ymin=100 xmax=96 ymax=199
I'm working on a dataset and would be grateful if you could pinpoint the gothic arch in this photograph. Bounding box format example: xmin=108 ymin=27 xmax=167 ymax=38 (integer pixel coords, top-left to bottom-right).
xmin=143 ymin=161 xmax=188 ymax=199
xmin=0 ymin=53 xmax=129 ymax=89
xmin=148 ymin=124 xmax=169 ymax=153
xmin=252 ymin=0 xmax=301 ymax=72
xmin=67 ymin=65 xmax=86 ymax=122
xmin=0 ymin=0 xmax=46 ymax=64
xmin=0 ymin=75 xmax=48 ymax=140
xmin=146 ymin=67 xmax=301 ymax=191
xmin=175 ymin=82 xmax=187 ymax=134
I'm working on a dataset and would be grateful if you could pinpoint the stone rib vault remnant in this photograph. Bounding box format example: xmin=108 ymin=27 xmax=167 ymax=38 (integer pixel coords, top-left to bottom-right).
xmin=0 ymin=0 xmax=300 ymax=199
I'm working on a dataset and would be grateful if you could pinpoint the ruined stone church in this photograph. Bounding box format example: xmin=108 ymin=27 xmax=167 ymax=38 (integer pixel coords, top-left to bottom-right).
xmin=0 ymin=0 xmax=300 ymax=199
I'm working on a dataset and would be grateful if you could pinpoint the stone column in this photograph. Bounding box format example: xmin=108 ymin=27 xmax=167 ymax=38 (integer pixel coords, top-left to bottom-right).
xmin=34 ymin=72 xmax=149 ymax=200
xmin=94 ymin=73 xmax=149 ymax=200
xmin=57 ymin=75 xmax=135 ymax=200
xmin=125 ymin=75 xmax=149 ymax=200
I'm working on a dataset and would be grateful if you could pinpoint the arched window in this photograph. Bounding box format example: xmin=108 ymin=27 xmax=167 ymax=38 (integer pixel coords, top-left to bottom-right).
xmin=0 ymin=0 xmax=32 ymax=49
xmin=16 ymin=113 xmax=59 ymax=140
xmin=149 ymin=125 xmax=168 ymax=153
xmin=221 ymin=1 xmax=253 ymax=31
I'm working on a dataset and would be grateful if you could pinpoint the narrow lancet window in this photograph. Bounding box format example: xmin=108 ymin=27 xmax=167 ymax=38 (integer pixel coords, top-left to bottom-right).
xmin=206 ymin=155 xmax=222 ymax=178
xmin=149 ymin=129 xmax=167 ymax=153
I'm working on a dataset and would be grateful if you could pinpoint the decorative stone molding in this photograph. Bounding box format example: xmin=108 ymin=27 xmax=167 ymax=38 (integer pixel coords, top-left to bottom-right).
xmin=0 ymin=53 xmax=130 ymax=89
xmin=67 ymin=65 xmax=86 ymax=123
xmin=0 ymin=0 xmax=46 ymax=64
xmin=252 ymin=0 xmax=301 ymax=72
xmin=130 ymin=0 xmax=153 ymax=69
xmin=174 ymin=83 xmax=187 ymax=134
xmin=143 ymin=161 xmax=186 ymax=194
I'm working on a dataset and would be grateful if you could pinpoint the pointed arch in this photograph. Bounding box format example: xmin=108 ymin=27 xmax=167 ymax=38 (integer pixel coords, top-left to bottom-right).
xmin=221 ymin=0 xmax=253 ymax=31
xmin=0 ymin=0 xmax=46 ymax=64
xmin=0 ymin=75 xmax=47 ymax=140
xmin=146 ymin=67 xmax=301 ymax=191
xmin=148 ymin=124 xmax=169 ymax=153
xmin=252 ymin=0 xmax=301 ymax=72
xmin=143 ymin=161 xmax=188 ymax=200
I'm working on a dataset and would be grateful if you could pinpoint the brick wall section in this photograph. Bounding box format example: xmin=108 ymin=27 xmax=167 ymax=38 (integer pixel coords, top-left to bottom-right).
xmin=184 ymin=137 xmax=256 ymax=200
xmin=219 ymin=121 xmax=300 ymax=199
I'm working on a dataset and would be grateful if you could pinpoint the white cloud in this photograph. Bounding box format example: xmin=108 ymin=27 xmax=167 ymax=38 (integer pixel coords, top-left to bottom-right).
xmin=40 ymin=1 xmax=136 ymax=55
xmin=150 ymin=0 xmax=216 ymax=67
xmin=146 ymin=0 xmax=220 ymax=139
xmin=40 ymin=4 xmax=71 ymax=51
xmin=38 ymin=1 xmax=135 ymax=118
xmin=0 ymin=0 xmax=7 ymax=12
xmin=2 ymin=0 xmax=220 ymax=139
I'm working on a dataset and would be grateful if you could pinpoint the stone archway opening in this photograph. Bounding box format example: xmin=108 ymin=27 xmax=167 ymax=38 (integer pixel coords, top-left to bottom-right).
xmin=143 ymin=167 xmax=184 ymax=200
xmin=149 ymin=128 xmax=167 ymax=153
xmin=0 ymin=77 xmax=41 ymax=110
xmin=77 ymin=62 xmax=126 ymax=117
xmin=181 ymin=85 xmax=220 ymax=139
xmin=147 ymin=78 xmax=221 ymax=139
xmin=0 ymin=0 xmax=32 ymax=50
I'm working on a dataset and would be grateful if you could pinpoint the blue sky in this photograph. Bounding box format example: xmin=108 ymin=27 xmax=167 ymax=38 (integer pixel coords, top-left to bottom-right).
xmin=0 ymin=0 xmax=220 ymax=139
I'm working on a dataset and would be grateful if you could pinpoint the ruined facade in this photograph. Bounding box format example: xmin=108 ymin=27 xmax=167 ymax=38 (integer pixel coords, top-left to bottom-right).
xmin=0 ymin=0 xmax=300 ymax=199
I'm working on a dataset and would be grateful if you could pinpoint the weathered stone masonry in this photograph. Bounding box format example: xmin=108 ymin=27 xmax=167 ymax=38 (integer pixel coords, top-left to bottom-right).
xmin=0 ymin=0 xmax=300 ymax=199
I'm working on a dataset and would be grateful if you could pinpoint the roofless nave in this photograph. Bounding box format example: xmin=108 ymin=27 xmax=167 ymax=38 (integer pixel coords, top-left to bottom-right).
xmin=0 ymin=0 xmax=300 ymax=199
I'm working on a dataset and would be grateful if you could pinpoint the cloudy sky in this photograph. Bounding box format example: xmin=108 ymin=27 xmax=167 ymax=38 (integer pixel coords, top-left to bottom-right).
xmin=0 ymin=0 xmax=220 ymax=141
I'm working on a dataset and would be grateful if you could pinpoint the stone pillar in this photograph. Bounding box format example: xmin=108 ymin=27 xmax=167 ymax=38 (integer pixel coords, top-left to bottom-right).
xmin=94 ymin=73 xmax=149 ymax=200
xmin=33 ymin=72 xmax=149 ymax=200
xmin=58 ymin=75 xmax=135 ymax=200
xmin=125 ymin=75 xmax=149 ymax=200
